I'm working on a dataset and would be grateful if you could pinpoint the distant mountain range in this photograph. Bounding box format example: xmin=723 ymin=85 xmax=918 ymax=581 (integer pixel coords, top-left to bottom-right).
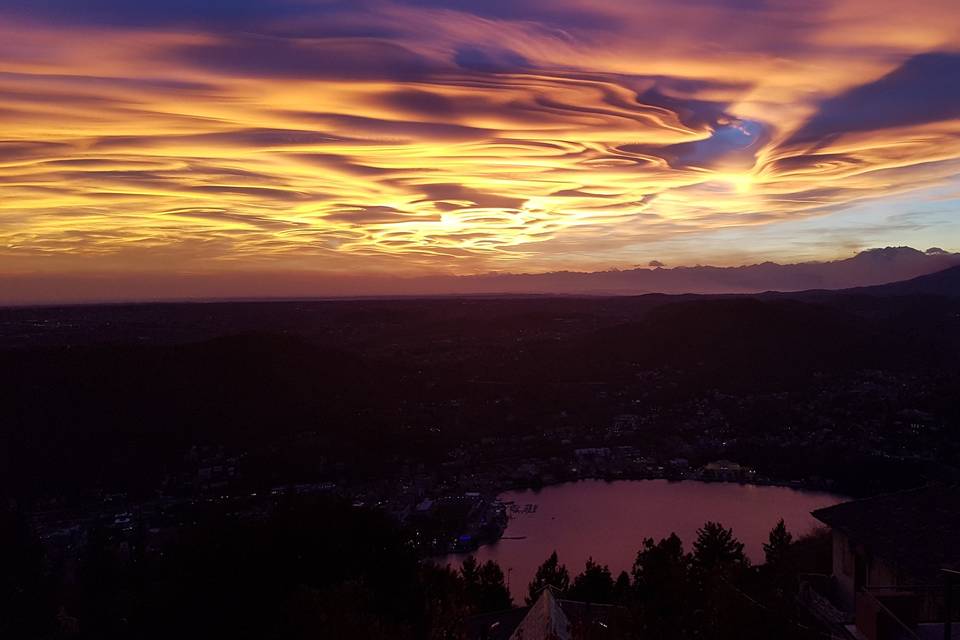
xmin=424 ymin=247 xmax=960 ymax=296
xmin=3 ymin=246 xmax=959 ymax=305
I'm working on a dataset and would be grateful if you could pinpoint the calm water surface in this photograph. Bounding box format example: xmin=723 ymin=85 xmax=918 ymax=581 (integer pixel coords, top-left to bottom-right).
xmin=444 ymin=479 xmax=843 ymax=601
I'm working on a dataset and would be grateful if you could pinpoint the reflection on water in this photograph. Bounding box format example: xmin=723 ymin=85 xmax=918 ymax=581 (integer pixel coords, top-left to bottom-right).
xmin=444 ymin=479 xmax=843 ymax=601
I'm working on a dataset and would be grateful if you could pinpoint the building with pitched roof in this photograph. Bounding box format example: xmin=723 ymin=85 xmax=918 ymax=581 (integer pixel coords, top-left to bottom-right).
xmin=809 ymin=484 xmax=960 ymax=640
xmin=466 ymin=587 xmax=627 ymax=640
xmin=509 ymin=588 xmax=571 ymax=640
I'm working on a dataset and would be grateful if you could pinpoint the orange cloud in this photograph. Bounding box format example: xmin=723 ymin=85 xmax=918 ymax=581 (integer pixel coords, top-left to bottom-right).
xmin=0 ymin=0 xmax=959 ymax=282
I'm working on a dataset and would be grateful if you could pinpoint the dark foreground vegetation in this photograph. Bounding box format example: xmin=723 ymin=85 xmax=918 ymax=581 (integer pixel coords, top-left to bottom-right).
xmin=2 ymin=493 xmax=829 ymax=639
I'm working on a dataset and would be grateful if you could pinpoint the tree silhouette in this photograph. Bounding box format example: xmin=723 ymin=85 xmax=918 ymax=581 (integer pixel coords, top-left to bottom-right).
xmin=763 ymin=519 xmax=793 ymax=568
xmin=526 ymin=551 xmax=570 ymax=604
xmin=459 ymin=555 xmax=511 ymax=612
xmin=631 ymin=534 xmax=692 ymax=639
xmin=612 ymin=570 xmax=632 ymax=604
xmin=477 ymin=560 xmax=513 ymax=611
xmin=460 ymin=555 xmax=480 ymax=594
xmin=568 ymin=557 xmax=614 ymax=603
xmin=632 ymin=533 xmax=687 ymax=596
xmin=419 ymin=563 xmax=470 ymax=639
xmin=762 ymin=518 xmax=798 ymax=600
xmin=0 ymin=503 xmax=54 ymax=637
xmin=692 ymin=522 xmax=747 ymax=574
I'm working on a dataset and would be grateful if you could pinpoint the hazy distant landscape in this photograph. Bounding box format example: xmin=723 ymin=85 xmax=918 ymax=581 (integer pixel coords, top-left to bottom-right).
xmin=4 ymin=246 xmax=959 ymax=305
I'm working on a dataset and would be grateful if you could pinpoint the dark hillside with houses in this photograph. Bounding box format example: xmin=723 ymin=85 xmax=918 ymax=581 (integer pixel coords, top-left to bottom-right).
xmin=2 ymin=265 xmax=960 ymax=638
xmin=3 ymin=265 xmax=960 ymax=500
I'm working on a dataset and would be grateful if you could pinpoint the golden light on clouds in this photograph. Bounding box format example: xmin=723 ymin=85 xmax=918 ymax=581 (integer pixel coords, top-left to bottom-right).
xmin=1 ymin=0 xmax=959 ymax=282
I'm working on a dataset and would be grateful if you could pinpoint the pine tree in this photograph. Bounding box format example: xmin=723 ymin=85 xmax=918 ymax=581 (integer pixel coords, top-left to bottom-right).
xmin=526 ymin=551 xmax=570 ymax=604
xmin=692 ymin=522 xmax=747 ymax=574
xmin=477 ymin=560 xmax=512 ymax=611
xmin=460 ymin=556 xmax=512 ymax=612
xmin=568 ymin=557 xmax=614 ymax=603
xmin=632 ymin=533 xmax=688 ymax=596
xmin=763 ymin=519 xmax=793 ymax=568
xmin=612 ymin=570 xmax=632 ymax=604
xmin=631 ymin=534 xmax=691 ymax=638
xmin=460 ymin=555 xmax=480 ymax=592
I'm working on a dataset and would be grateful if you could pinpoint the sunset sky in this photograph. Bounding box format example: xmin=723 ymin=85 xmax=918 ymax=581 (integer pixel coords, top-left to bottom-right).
xmin=2 ymin=0 xmax=960 ymax=297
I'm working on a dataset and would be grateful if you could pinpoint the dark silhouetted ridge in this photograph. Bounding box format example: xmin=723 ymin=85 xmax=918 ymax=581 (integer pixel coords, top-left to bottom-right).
xmin=849 ymin=264 xmax=960 ymax=297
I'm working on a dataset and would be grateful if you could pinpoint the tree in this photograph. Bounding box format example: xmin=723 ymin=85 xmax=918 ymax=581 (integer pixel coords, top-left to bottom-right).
xmin=460 ymin=555 xmax=480 ymax=593
xmin=477 ymin=560 xmax=513 ymax=612
xmin=460 ymin=556 xmax=512 ymax=613
xmin=460 ymin=554 xmax=482 ymax=613
xmin=419 ymin=563 xmax=470 ymax=639
xmin=568 ymin=557 xmax=614 ymax=603
xmin=612 ymin=570 xmax=632 ymax=604
xmin=763 ymin=519 xmax=793 ymax=568
xmin=0 ymin=503 xmax=54 ymax=637
xmin=631 ymin=533 xmax=688 ymax=597
xmin=526 ymin=551 xmax=569 ymax=604
xmin=692 ymin=522 xmax=747 ymax=574
xmin=631 ymin=534 xmax=691 ymax=639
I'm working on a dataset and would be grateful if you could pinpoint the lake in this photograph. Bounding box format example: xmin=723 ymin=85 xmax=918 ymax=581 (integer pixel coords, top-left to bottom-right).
xmin=443 ymin=479 xmax=844 ymax=601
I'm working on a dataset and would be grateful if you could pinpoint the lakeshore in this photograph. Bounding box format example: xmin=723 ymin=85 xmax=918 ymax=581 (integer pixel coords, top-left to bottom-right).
xmin=442 ymin=478 xmax=844 ymax=601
